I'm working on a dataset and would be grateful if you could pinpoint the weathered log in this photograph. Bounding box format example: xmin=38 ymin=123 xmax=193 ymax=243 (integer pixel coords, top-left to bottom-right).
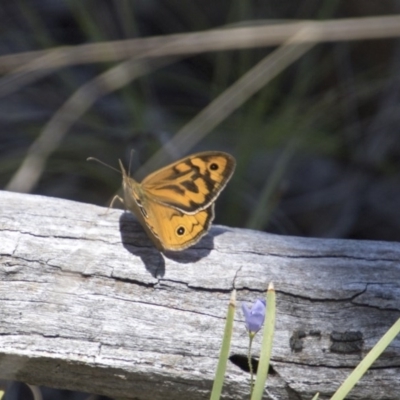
xmin=0 ymin=190 xmax=399 ymax=400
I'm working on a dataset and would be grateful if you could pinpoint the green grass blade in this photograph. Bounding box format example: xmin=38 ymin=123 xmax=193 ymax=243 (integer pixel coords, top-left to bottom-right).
xmin=311 ymin=393 xmax=320 ymax=400
xmin=245 ymin=139 xmax=298 ymax=230
xmin=251 ymin=283 xmax=276 ymax=400
xmin=210 ymin=290 xmax=236 ymax=400
xmin=331 ymin=318 xmax=400 ymax=400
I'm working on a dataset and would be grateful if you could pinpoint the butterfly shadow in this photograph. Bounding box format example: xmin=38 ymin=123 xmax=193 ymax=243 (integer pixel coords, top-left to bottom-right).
xmin=119 ymin=213 xmax=227 ymax=275
xmin=119 ymin=212 xmax=166 ymax=278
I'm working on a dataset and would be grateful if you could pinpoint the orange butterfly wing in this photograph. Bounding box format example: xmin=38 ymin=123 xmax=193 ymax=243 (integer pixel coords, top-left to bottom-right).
xmin=119 ymin=151 xmax=235 ymax=251
xmin=142 ymin=152 xmax=235 ymax=213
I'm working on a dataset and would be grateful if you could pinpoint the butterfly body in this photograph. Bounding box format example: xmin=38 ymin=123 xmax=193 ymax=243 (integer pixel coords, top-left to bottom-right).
xmin=119 ymin=151 xmax=235 ymax=252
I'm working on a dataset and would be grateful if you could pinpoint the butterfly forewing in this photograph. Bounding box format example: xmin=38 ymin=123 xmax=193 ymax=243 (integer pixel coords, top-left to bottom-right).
xmin=142 ymin=152 xmax=235 ymax=213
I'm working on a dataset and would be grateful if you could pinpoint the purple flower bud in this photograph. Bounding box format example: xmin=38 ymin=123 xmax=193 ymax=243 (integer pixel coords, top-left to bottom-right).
xmin=241 ymin=299 xmax=266 ymax=333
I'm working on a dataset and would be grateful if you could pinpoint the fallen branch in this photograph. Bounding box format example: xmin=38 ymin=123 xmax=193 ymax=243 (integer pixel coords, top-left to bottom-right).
xmin=0 ymin=190 xmax=399 ymax=399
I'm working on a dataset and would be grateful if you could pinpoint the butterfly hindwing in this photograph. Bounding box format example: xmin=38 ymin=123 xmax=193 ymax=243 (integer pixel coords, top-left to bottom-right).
xmin=143 ymin=199 xmax=215 ymax=251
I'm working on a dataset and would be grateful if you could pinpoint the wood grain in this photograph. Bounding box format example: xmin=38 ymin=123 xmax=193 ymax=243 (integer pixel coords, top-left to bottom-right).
xmin=0 ymin=190 xmax=399 ymax=400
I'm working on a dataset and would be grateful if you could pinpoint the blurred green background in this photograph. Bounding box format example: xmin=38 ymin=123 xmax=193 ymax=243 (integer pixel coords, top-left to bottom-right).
xmin=0 ymin=0 xmax=400 ymax=240
xmin=2 ymin=1 xmax=400 ymax=242
xmin=1 ymin=2 xmax=400 ymax=399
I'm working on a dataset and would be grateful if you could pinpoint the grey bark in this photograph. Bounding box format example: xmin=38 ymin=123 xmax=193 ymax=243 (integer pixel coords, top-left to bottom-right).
xmin=0 ymin=190 xmax=399 ymax=400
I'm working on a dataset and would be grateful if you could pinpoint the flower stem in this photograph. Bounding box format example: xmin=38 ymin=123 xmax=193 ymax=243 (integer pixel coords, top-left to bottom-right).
xmin=248 ymin=333 xmax=254 ymax=398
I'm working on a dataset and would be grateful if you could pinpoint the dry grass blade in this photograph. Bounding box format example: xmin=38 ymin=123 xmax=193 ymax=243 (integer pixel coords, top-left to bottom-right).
xmin=5 ymin=57 xmax=174 ymax=193
xmin=0 ymin=49 xmax=67 ymax=98
xmin=5 ymin=14 xmax=400 ymax=192
xmin=136 ymin=28 xmax=318 ymax=177
xmin=26 ymin=384 xmax=43 ymax=400
xmin=5 ymin=27 xmax=317 ymax=192
xmin=0 ymin=35 xmax=181 ymax=98
xmin=0 ymin=15 xmax=400 ymax=73
xmin=1 ymin=16 xmax=400 ymax=101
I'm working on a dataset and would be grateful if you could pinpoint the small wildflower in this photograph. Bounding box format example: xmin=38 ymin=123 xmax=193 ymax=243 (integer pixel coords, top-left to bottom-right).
xmin=241 ymin=299 xmax=266 ymax=334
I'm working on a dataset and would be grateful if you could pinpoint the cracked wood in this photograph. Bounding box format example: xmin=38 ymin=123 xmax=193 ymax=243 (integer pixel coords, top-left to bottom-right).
xmin=0 ymin=190 xmax=399 ymax=400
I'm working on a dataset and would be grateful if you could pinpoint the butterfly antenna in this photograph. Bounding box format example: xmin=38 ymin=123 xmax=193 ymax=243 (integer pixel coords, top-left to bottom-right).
xmin=87 ymin=157 xmax=121 ymax=174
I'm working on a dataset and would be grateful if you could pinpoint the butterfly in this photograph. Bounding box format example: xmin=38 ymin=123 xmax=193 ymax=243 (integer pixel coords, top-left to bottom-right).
xmin=113 ymin=151 xmax=236 ymax=252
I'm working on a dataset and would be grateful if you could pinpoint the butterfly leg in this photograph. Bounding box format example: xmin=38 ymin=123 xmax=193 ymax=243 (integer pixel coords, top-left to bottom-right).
xmin=109 ymin=195 xmax=124 ymax=208
xmin=101 ymin=195 xmax=124 ymax=215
